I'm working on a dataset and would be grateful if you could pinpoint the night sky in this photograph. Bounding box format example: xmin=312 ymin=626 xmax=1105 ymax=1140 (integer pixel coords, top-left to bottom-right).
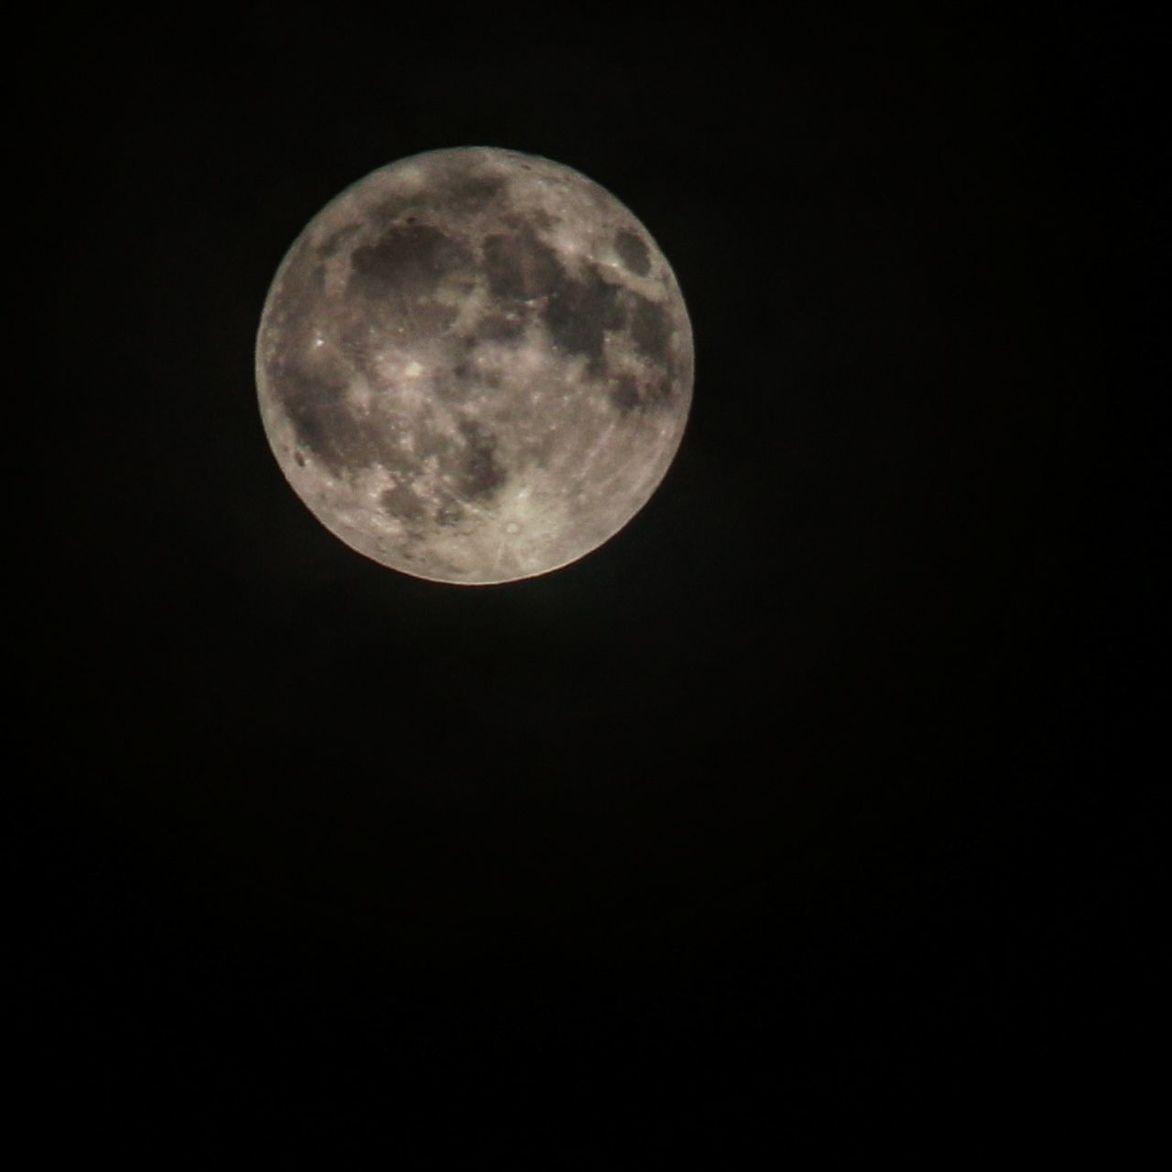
xmin=23 ymin=9 xmax=1164 ymax=1162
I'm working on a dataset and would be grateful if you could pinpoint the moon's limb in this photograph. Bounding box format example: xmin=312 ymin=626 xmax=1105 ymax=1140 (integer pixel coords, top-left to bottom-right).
xmin=256 ymin=147 xmax=693 ymax=584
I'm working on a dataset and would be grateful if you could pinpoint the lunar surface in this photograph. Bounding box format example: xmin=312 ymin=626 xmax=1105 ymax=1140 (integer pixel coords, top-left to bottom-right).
xmin=256 ymin=147 xmax=693 ymax=584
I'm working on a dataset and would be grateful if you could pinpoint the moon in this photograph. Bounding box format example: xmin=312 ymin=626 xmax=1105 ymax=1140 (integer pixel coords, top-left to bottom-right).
xmin=255 ymin=147 xmax=694 ymax=584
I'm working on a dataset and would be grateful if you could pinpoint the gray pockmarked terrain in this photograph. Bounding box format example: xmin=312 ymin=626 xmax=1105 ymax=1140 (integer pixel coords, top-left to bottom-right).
xmin=256 ymin=147 xmax=693 ymax=584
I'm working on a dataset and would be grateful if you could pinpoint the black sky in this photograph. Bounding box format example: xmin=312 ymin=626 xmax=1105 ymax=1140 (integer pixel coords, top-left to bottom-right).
xmin=21 ymin=8 xmax=1165 ymax=1163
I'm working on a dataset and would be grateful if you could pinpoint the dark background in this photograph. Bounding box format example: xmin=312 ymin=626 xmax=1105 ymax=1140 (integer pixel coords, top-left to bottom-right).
xmin=23 ymin=7 xmax=1164 ymax=1162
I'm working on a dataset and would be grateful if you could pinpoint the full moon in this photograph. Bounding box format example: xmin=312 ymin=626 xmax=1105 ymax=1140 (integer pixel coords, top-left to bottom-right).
xmin=256 ymin=147 xmax=693 ymax=584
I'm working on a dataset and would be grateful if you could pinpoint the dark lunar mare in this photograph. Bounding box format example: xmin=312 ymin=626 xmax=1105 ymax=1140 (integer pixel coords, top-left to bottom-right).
xmin=482 ymin=224 xmax=562 ymax=302
xmin=348 ymin=223 xmax=473 ymax=304
xmin=455 ymin=418 xmax=507 ymax=500
xmin=628 ymin=297 xmax=672 ymax=370
xmin=613 ymin=228 xmax=651 ymax=276
xmin=544 ymin=266 xmax=626 ymax=376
